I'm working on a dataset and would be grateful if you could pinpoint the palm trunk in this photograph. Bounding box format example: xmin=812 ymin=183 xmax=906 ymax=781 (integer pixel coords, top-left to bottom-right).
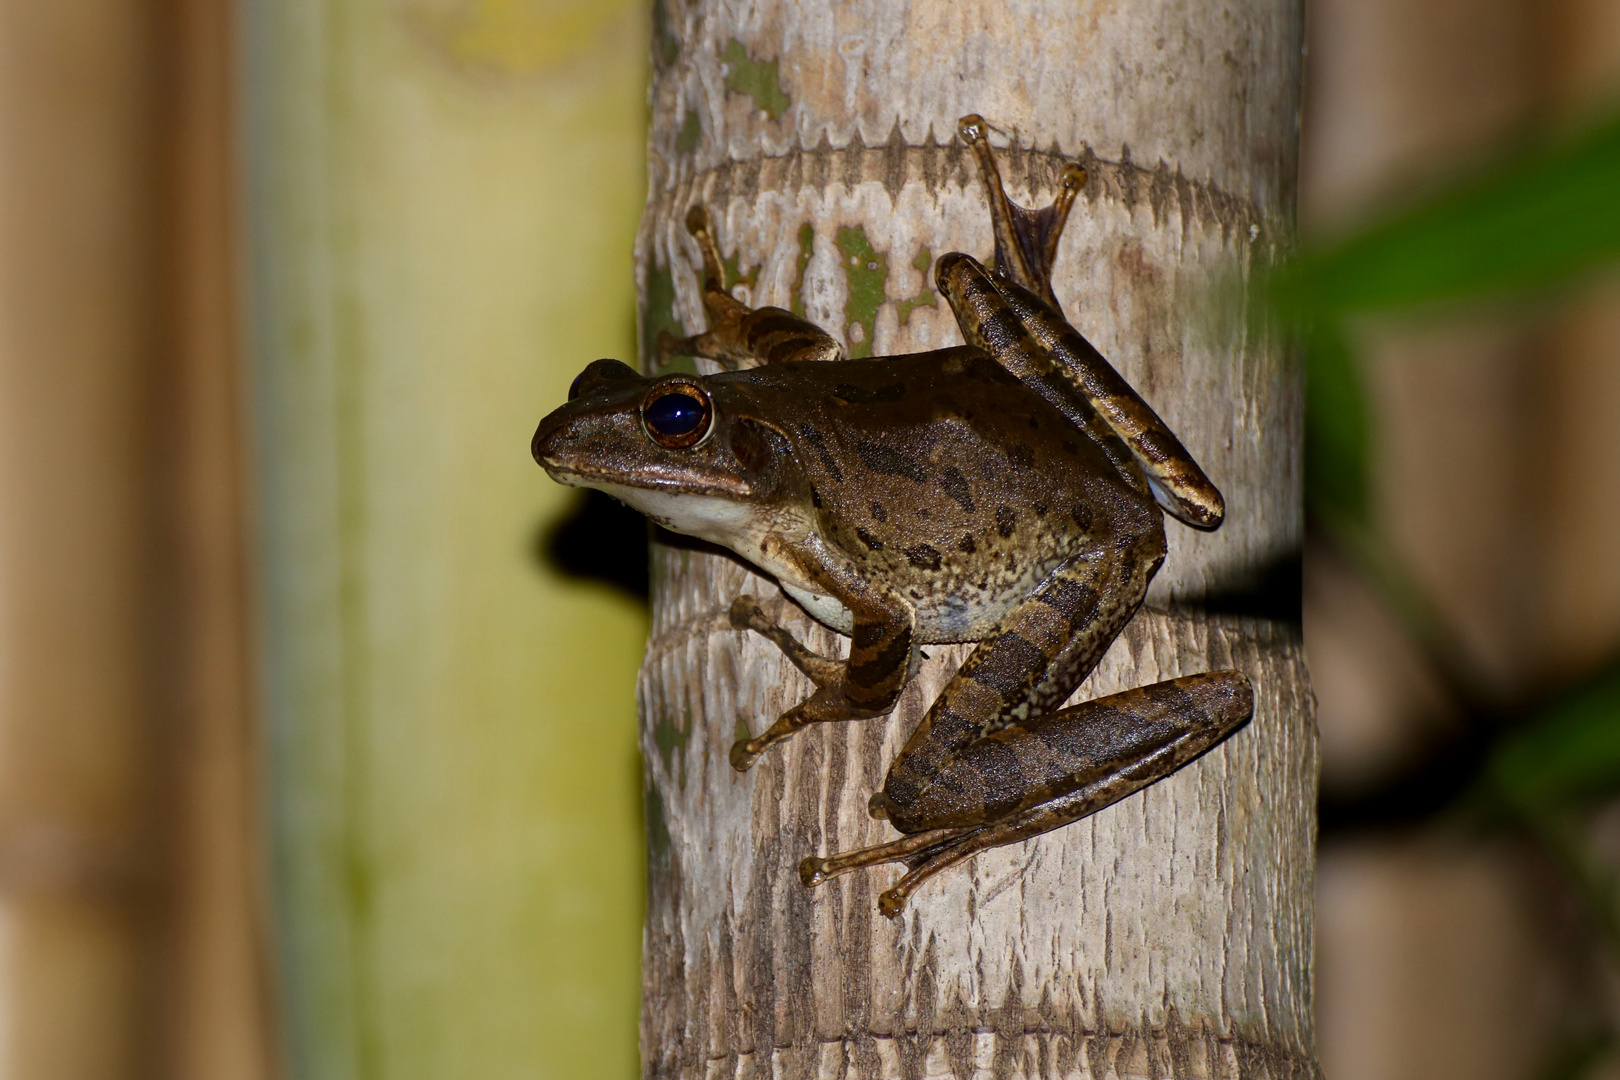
xmin=637 ymin=4 xmax=1316 ymax=1078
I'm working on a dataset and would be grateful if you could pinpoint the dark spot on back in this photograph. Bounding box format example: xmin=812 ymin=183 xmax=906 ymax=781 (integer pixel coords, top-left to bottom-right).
xmin=856 ymin=440 xmax=928 ymax=483
xmin=1034 ymin=502 xmax=1048 ymax=517
xmin=871 ymin=502 xmax=887 ymax=521
xmin=958 ymin=533 xmax=976 ymax=554
xmin=939 ymin=466 xmax=975 ymax=512
xmin=1062 ymin=440 xmax=1079 ymax=455
xmin=1072 ymin=504 xmax=1093 ymax=532
xmin=810 ymin=485 xmax=822 ymax=508
xmin=795 ymin=423 xmax=843 ymax=483
xmin=856 ymin=526 xmax=885 ymax=551
xmin=996 ymin=506 xmax=1017 ymax=538
xmin=904 ymin=544 xmax=942 ymax=571
xmin=1008 ymin=444 xmax=1035 ymax=469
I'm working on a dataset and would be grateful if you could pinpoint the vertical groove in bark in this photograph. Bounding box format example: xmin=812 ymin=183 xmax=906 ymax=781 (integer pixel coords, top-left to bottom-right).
xmin=637 ymin=5 xmax=1313 ymax=1078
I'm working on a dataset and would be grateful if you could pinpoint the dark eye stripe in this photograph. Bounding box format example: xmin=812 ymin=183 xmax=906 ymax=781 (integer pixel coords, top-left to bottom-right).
xmin=642 ymin=383 xmax=712 ymax=448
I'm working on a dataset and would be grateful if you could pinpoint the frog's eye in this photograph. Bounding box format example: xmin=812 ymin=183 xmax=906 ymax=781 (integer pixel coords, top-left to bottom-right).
xmin=642 ymin=382 xmax=713 ymax=449
xmin=569 ymin=358 xmax=638 ymax=402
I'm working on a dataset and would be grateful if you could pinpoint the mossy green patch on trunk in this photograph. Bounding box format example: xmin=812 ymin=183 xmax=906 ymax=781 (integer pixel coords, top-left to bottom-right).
xmin=835 ymin=225 xmax=888 ymax=359
xmin=721 ymin=40 xmax=790 ymax=120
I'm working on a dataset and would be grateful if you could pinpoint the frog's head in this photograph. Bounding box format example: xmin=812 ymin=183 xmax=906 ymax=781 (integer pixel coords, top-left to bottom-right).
xmin=532 ymin=359 xmax=799 ymax=540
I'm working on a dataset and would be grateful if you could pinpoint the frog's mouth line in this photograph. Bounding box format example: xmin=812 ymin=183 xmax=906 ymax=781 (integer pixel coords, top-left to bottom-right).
xmin=538 ymin=460 xmax=753 ymax=499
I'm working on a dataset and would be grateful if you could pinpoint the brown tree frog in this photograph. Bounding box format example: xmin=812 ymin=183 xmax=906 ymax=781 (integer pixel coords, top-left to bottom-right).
xmin=532 ymin=115 xmax=1253 ymax=918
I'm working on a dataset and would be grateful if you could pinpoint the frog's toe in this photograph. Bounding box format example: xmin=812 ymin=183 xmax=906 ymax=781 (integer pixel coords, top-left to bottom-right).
xmin=877 ymin=887 xmax=907 ymax=919
xmin=798 ymin=856 xmax=829 ymax=887
xmin=728 ymin=738 xmax=760 ymax=772
xmin=867 ymin=791 xmax=891 ymax=819
xmin=727 ymin=594 xmax=763 ymax=630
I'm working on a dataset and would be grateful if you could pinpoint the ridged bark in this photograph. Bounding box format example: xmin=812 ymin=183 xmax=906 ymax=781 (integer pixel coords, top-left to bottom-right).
xmin=636 ymin=5 xmax=1314 ymax=1078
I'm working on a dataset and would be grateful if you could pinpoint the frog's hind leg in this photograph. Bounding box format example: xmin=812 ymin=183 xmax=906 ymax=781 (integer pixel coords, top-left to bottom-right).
xmin=957 ymin=114 xmax=1086 ymax=314
xmin=656 ymin=206 xmax=844 ymax=371
xmin=991 ymin=266 xmax=1227 ymax=529
xmin=801 ymin=671 xmax=1253 ymax=917
xmin=937 ymin=250 xmax=1226 ymax=530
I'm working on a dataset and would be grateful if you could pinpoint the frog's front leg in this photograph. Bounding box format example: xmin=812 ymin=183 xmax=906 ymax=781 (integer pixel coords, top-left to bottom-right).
xmin=728 ymin=575 xmax=917 ymax=772
xmin=657 ymin=206 xmax=844 ymax=371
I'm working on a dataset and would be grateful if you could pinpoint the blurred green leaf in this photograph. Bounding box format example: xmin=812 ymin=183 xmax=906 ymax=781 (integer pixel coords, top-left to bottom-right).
xmin=1487 ymin=660 xmax=1620 ymax=806
xmin=1278 ymin=109 xmax=1620 ymax=316
xmin=1303 ymin=323 xmax=1371 ymax=525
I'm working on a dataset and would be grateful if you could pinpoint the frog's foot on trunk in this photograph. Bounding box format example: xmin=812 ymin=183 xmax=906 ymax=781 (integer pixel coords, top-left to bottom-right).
xmin=957 ymin=113 xmax=1087 ymax=316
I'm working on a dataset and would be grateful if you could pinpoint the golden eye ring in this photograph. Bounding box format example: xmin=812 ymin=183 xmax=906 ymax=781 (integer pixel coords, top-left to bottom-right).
xmin=641 ymin=381 xmax=713 ymax=449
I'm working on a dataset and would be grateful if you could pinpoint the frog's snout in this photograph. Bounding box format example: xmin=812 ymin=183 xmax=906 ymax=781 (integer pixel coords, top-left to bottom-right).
xmin=530 ymin=407 xmax=571 ymax=470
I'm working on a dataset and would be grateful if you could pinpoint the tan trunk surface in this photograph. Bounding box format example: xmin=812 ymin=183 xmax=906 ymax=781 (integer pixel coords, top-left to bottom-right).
xmin=636 ymin=5 xmax=1315 ymax=1078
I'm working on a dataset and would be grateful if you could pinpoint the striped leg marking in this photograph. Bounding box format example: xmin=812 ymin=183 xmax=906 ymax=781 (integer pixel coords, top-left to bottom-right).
xmin=949 ymin=116 xmax=1225 ymax=529
xmin=730 ymin=584 xmax=917 ymax=773
xmin=875 ymin=531 xmax=1166 ymax=834
xmin=991 ymin=272 xmax=1225 ymax=528
xmin=935 ymin=251 xmax=1148 ymax=492
xmin=937 ymin=251 xmax=1224 ymax=530
xmin=799 ymin=671 xmax=1254 ymax=917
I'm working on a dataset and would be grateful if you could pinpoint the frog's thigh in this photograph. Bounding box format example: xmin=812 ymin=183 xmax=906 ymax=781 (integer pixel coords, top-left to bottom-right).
xmin=881 ymin=530 xmax=1165 ymax=820
xmin=871 ymin=671 xmax=1251 ymax=916
xmin=887 ymin=670 xmax=1253 ymax=835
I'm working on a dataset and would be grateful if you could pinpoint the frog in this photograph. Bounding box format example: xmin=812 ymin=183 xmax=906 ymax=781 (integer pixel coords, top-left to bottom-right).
xmin=531 ymin=114 xmax=1253 ymax=918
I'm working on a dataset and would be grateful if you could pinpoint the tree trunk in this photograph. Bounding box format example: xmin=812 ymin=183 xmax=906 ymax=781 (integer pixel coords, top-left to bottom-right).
xmin=636 ymin=6 xmax=1314 ymax=1078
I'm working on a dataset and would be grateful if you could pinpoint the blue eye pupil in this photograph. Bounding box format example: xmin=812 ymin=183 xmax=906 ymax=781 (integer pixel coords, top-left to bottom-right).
xmin=646 ymin=392 xmax=705 ymax=437
xmin=568 ymin=373 xmax=585 ymax=400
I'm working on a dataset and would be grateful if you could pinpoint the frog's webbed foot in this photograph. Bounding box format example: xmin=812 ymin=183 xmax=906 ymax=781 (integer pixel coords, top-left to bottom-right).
xmin=958 ymin=114 xmax=1086 ymax=315
xmin=659 ymin=207 xmax=844 ymax=372
xmin=801 ymin=671 xmax=1254 ymax=917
